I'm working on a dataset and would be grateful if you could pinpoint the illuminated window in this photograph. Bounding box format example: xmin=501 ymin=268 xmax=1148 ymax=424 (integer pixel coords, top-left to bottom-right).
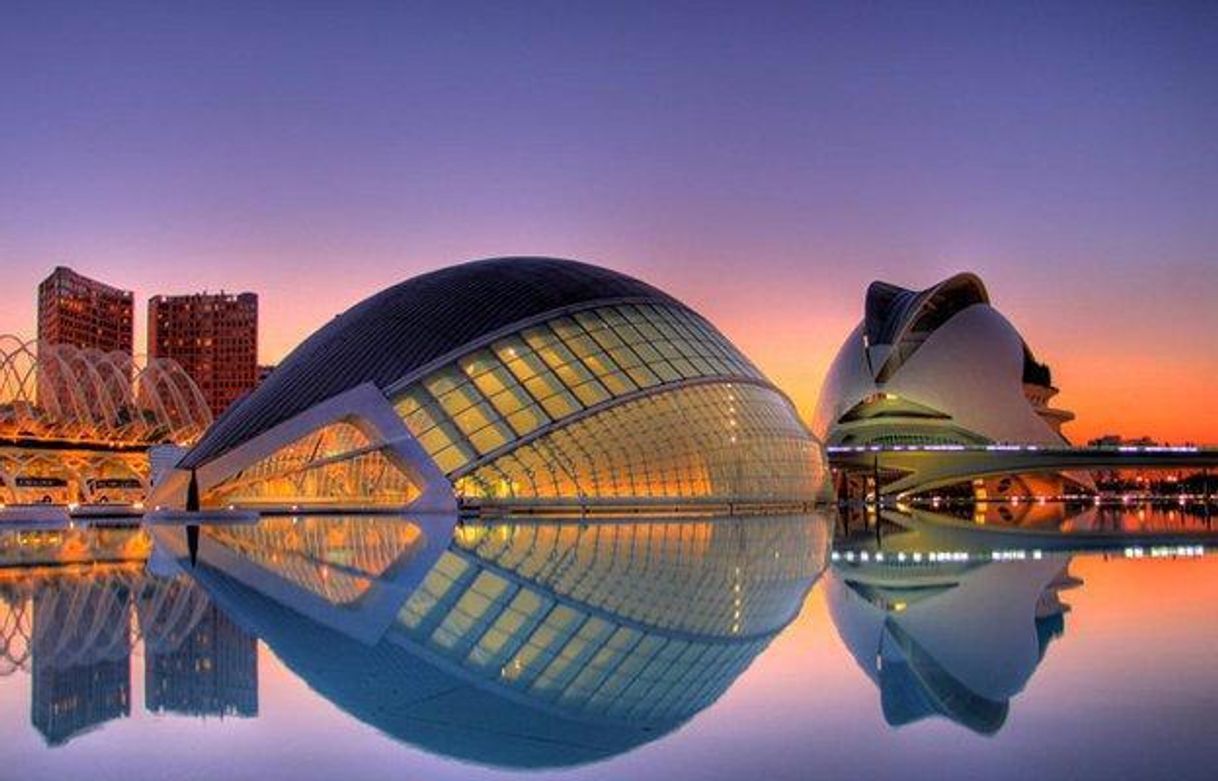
xmin=390 ymin=303 xmax=780 ymax=486
xmin=203 ymin=421 xmax=418 ymax=507
xmin=456 ymin=383 xmax=822 ymax=503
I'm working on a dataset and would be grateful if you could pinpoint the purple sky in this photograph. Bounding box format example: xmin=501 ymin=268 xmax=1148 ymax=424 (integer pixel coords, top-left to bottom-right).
xmin=2 ymin=1 xmax=1216 ymax=440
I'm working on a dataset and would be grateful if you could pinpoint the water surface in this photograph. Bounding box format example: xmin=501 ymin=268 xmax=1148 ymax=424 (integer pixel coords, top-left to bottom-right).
xmin=2 ymin=508 xmax=1216 ymax=780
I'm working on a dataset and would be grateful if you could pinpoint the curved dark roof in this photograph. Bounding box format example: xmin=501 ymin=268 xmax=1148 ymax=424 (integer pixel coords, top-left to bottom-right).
xmin=879 ymin=617 xmax=1008 ymax=735
xmin=864 ymin=273 xmax=989 ymax=383
xmin=181 ymin=257 xmax=679 ymax=467
xmin=864 ymin=273 xmax=989 ymax=348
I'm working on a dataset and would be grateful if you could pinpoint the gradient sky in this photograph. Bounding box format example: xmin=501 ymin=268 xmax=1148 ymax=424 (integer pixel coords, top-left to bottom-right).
xmin=2 ymin=1 xmax=1216 ymax=442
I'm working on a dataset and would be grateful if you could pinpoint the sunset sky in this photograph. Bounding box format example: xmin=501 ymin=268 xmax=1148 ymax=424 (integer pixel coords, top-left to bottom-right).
xmin=3 ymin=2 xmax=1215 ymax=443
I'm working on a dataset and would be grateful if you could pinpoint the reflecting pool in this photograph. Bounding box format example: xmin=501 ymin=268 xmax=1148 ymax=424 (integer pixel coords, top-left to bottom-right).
xmin=3 ymin=507 xmax=1217 ymax=780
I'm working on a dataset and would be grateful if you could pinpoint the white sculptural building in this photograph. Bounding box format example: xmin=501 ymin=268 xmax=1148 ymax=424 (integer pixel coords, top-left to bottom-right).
xmin=0 ymin=336 xmax=212 ymax=505
xmin=813 ymin=273 xmax=1088 ymax=498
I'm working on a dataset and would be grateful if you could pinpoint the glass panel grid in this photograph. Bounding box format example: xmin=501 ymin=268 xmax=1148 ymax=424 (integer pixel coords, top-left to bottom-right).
xmin=462 ymin=383 xmax=821 ymax=503
xmin=392 ymin=302 xmax=774 ymax=482
xmin=206 ymin=421 xmax=418 ymax=507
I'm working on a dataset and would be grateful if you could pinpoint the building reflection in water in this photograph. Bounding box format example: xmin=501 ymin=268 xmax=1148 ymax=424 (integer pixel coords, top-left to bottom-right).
xmin=836 ymin=500 xmax=1215 ymax=558
xmin=827 ymin=554 xmax=1079 ymax=734
xmin=913 ymin=500 xmax=1216 ymax=533
xmin=141 ymin=581 xmax=258 ymax=719
xmin=30 ymin=573 xmax=133 ymax=746
xmin=0 ymin=527 xmax=259 ymax=745
xmin=153 ymin=511 xmax=831 ymax=769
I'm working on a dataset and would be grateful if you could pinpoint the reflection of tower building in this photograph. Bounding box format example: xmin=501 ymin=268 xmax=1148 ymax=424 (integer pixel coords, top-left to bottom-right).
xmin=29 ymin=578 xmax=132 ymax=746
xmin=828 ymin=557 xmax=1079 ymax=734
xmin=31 ymin=655 xmax=130 ymax=746
xmin=145 ymin=603 xmax=258 ymax=718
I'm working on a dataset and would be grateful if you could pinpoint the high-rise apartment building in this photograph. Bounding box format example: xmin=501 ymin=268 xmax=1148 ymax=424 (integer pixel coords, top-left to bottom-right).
xmin=37 ymin=266 xmax=134 ymax=353
xmin=148 ymin=291 xmax=258 ymax=417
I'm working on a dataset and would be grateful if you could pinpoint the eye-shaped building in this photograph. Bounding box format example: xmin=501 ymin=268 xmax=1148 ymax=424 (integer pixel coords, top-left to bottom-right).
xmin=155 ymin=511 xmax=830 ymax=768
xmin=152 ymin=257 xmax=827 ymax=513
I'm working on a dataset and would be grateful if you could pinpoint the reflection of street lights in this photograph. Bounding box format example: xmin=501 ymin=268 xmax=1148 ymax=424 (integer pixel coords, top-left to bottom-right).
xmin=1204 ymin=468 xmax=1212 ymax=527
xmin=872 ymin=453 xmax=883 ymax=545
xmin=872 ymin=454 xmax=881 ymax=506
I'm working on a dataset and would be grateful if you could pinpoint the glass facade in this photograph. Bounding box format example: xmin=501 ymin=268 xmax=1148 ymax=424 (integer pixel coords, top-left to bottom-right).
xmin=193 ymin=301 xmax=825 ymax=511
xmin=388 ymin=302 xmax=820 ymax=504
xmin=392 ymin=515 xmax=826 ymax=724
xmin=457 ymin=383 xmax=821 ymax=503
xmin=448 ymin=517 xmax=826 ymax=636
xmin=203 ymin=517 xmax=425 ymax=605
xmin=391 ymin=303 xmax=764 ymax=474
xmin=205 ymin=422 xmax=419 ymax=507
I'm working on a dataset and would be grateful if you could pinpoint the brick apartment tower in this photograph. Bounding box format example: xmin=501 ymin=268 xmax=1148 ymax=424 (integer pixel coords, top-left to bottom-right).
xmin=148 ymin=292 xmax=258 ymax=417
xmin=37 ymin=266 xmax=134 ymax=353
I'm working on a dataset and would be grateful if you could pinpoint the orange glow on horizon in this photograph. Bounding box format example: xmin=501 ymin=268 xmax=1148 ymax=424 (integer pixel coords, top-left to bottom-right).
xmin=246 ymin=302 xmax=1218 ymax=447
xmin=6 ymin=254 xmax=1215 ymax=447
xmin=714 ymin=309 xmax=1218 ymax=446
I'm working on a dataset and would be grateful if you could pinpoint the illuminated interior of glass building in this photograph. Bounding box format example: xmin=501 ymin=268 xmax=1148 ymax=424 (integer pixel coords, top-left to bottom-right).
xmin=152 ymin=258 xmax=829 ymax=514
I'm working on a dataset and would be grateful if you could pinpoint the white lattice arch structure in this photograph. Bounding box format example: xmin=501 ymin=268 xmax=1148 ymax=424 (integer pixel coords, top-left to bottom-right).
xmin=0 ymin=570 xmax=216 ymax=676
xmin=0 ymin=336 xmax=212 ymax=446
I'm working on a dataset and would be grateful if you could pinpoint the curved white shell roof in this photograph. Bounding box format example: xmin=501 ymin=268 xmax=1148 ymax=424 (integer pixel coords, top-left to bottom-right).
xmin=813 ymin=274 xmax=1069 ymax=447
